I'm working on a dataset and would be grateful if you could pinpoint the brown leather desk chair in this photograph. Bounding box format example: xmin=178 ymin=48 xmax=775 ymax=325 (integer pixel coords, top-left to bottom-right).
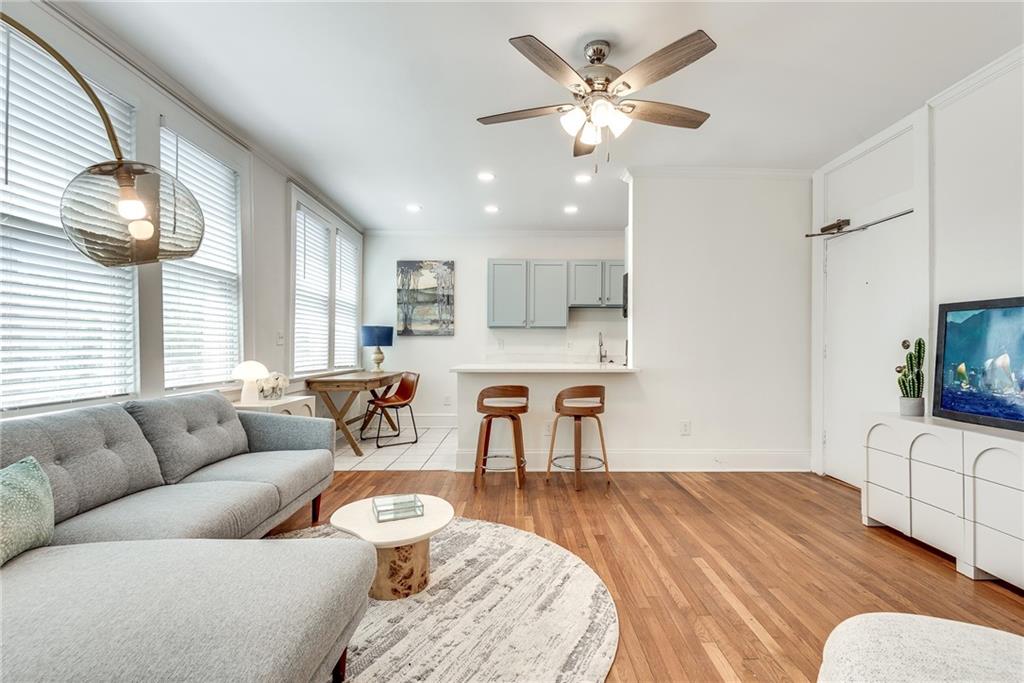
xmin=364 ymin=371 xmax=420 ymax=449
xmin=546 ymin=385 xmax=610 ymax=491
xmin=473 ymin=385 xmax=529 ymax=490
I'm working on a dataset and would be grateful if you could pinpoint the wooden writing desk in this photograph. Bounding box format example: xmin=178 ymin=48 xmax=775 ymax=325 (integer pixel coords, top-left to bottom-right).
xmin=306 ymin=370 xmax=405 ymax=456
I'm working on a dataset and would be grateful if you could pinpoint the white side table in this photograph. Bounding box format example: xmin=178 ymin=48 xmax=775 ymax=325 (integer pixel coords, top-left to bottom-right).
xmin=330 ymin=494 xmax=455 ymax=600
xmin=233 ymin=394 xmax=317 ymax=417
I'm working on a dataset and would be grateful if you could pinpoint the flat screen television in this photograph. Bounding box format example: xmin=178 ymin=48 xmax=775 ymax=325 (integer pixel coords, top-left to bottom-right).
xmin=933 ymin=296 xmax=1024 ymax=432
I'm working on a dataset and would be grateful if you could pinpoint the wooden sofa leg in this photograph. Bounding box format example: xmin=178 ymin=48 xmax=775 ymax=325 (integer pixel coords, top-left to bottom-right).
xmin=312 ymin=495 xmax=322 ymax=525
xmin=332 ymin=648 xmax=347 ymax=682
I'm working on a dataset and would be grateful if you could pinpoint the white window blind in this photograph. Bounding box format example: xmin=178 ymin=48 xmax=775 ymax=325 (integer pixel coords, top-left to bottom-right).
xmin=293 ymin=204 xmax=331 ymax=374
xmin=160 ymin=128 xmax=241 ymax=389
xmin=334 ymin=226 xmax=360 ymax=368
xmin=0 ymin=27 xmax=137 ymax=411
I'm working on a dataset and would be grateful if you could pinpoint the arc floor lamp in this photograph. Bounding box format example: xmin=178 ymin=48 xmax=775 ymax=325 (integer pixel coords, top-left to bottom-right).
xmin=1 ymin=12 xmax=204 ymax=267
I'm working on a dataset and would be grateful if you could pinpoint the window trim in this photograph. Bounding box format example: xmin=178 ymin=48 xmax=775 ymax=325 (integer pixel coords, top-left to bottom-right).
xmin=287 ymin=183 xmax=362 ymax=378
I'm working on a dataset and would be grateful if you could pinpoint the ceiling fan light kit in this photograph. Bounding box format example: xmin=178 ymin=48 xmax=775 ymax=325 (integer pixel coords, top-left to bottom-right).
xmin=478 ymin=29 xmax=716 ymax=157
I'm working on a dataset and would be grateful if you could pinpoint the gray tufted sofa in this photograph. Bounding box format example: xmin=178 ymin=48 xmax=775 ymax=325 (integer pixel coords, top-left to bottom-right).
xmin=0 ymin=391 xmax=376 ymax=682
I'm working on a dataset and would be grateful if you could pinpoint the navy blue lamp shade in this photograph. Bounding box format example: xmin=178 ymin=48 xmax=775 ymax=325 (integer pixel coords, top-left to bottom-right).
xmin=361 ymin=325 xmax=394 ymax=347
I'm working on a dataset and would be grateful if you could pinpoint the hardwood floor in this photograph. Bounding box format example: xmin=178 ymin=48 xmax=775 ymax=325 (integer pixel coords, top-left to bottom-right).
xmin=272 ymin=471 xmax=1024 ymax=682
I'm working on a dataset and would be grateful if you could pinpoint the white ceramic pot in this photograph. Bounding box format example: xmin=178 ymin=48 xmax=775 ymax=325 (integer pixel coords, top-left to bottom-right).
xmin=899 ymin=397 xmax=925 ymax=417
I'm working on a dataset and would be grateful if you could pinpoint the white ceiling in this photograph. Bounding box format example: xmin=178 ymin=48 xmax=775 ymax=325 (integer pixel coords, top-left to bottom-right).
xmin=75 ymin=2 xmax=1021 ymax=233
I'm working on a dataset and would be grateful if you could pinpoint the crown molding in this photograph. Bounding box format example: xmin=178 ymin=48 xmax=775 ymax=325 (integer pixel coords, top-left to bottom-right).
xmin=626 ymin=166 xmax=812 ymax=180
xmin=928 ymin=44 xmax=1023 ymax=110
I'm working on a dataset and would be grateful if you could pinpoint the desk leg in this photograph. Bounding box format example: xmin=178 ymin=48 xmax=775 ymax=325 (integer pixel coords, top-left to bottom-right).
xmin=320 ymin=390 xmax=363 ymax=457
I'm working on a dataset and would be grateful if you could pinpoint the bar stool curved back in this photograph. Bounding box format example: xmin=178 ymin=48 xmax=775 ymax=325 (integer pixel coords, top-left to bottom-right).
xmin=547 ymin=385 xmax=610 ymax=490
xmin=474 ymin=385 xmax=529 ymax=490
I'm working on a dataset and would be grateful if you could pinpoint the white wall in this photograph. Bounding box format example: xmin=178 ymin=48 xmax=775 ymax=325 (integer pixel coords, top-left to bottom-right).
xmin=627 ymin=170 xmax=812 ymax=466
xmin=811 ymin=47 xmax=1024 ymax=477
xmin=932 ymin=54 xmax=1024 ymax=304
xmin=362 ymin=231 xmax=626 ymax=425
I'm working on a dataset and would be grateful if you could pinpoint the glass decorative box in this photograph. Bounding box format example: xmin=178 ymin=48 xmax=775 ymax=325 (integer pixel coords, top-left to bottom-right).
xmin=372 ymin=494 xmax=425 ymax=523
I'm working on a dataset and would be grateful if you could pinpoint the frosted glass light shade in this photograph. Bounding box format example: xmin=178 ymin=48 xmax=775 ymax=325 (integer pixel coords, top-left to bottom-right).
xmin=559 ymin=107 xmax=587 ymax=136
xmin=580 ymin=121 xmax=602 ymax=145
xmin=60 ymin=160 xmax=204 ymax=268
xmin=608 ymin=109 xmax=633 ymax=138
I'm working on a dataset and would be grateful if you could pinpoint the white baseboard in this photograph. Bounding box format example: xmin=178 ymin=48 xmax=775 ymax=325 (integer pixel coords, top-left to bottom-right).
xmin=454 ymin=448 xmax=811 ymax=472
xmin=413 ymin=413 xmax=457 ymax=428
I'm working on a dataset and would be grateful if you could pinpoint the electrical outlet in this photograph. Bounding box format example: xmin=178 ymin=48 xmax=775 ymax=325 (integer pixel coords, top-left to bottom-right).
xmin=442 ymin=395 xmax=452 ymax=407
xmin=566 ymin=340 xmax=574 ymax=350
xmin=680 ymin=420 xmax=692 ymax=437
xmin=276 ymin=330 xmax=285 ymax=346
xmin=544 ymin=421 xmax=553 ymax=436
xmin=497 ymin=338 xmax=505 ymax=350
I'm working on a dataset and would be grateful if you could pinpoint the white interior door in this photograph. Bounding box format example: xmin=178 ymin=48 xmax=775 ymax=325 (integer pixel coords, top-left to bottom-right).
xmin=823 ymin=213 xmax=920 ymax=486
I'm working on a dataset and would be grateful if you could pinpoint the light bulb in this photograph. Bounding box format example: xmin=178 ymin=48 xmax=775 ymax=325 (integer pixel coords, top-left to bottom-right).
xmin=589 ymin=98 xmax=615 ymax=128
xmin=559 ymin=107 xmax=586 ymax=136
xmin=580 ymin=121 xmax=602 ymax=146
xmin=608 ymin=109 xmax=633 ymax=138
xmin=117 ymin=185 xmax=147 ymax=220
xmin=128 ymin=219 xmax=154 ymax=240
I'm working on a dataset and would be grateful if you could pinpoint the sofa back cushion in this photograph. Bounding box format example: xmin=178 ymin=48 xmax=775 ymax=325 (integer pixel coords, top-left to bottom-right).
xmin=124 ymin=392 xmax=248 ymax=484
xmin=0 ymin=404 xmax=164 ymax=523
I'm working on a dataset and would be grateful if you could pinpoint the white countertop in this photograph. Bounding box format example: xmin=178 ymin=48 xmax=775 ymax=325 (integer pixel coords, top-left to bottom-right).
xmin=451 ymin=362 xmax=638 ymax=374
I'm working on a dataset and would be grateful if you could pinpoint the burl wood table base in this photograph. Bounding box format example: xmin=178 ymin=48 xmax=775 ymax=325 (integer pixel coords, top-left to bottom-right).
xmin=372 ymin=539 xmax=431 ymax=600
xmin=329 ymin=495 xmax=454 ymax=602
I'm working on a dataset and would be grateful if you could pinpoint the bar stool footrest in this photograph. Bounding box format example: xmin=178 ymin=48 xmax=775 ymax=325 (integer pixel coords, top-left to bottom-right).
xmin=551 ymin=454 xmax=606 ymax=471
xmin=480 ymin=454 xmax=522 ymax=472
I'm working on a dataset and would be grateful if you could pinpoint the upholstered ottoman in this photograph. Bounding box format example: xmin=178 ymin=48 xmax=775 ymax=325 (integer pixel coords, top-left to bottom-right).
xmin=818 ymin=612 xmax=1024 ymax=682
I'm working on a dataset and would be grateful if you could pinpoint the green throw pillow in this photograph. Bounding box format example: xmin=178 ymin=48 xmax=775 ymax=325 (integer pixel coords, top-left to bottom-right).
xmin=1 ymin=456 xmax=54 ymax=566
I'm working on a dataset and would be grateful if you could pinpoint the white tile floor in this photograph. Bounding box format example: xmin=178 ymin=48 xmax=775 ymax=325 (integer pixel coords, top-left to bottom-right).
xmin=333 ymin=427 xmax=458 ymax=471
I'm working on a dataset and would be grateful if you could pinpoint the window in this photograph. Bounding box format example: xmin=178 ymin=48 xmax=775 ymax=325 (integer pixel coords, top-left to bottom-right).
xmin=334 ymin=227 xmax=360 ymax=367
xmin=293 ymin=205 xmax=331 ymax=374
xmin=291 ymin=193 xmax=361 ymax=375
xmin=160 ymin=128 xmax=241 ymax=389
xmin=0 ymin=27 xmax=137 ymax=411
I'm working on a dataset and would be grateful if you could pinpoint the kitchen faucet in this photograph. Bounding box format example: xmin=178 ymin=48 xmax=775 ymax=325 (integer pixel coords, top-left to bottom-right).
xmin=598 ymin=332 xmax=608 ymax=363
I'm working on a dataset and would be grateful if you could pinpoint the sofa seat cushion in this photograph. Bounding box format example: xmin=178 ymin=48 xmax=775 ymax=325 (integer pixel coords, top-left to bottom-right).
xmin=1 ymin=537 xmax=376 ymax=682
xmin=125 ymin=392 xmax=249 ymax=484
xmin=180 ymin=449 xmax=334 ymax=508
xmin=0 ymin=404 xmax=164 ymax=522
xmin=51 ymin=481 xmax=279 ymax=545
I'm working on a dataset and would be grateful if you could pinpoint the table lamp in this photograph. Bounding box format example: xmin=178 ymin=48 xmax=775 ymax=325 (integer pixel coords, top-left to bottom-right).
xmin=361 ymin=325 xmax=394 ymax=371
xmin=232 ymin=361 xmax=269 ymax=403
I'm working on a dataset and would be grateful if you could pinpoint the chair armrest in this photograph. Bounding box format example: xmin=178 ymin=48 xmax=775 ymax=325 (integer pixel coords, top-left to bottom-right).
xmin=237 ymin=411 xmax=335 ymax=453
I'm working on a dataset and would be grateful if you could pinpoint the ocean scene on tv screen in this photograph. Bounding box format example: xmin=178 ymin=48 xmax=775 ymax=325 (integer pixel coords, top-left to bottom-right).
xmin=940 ymin=306 xmax=1024 ymax=424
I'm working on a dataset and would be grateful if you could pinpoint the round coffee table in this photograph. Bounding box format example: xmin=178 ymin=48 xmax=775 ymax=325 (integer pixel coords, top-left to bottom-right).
xmin=329 ymin=494 xmax=454 ymax=600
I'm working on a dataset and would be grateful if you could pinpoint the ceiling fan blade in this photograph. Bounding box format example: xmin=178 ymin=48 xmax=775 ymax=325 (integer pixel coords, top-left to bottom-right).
xmin=608 ymin=30 xmax=716 ymax=97
xmin=477 ymin=104 xmax=572 ymax=125
xmin=509 ymin=35 xmax=590 ymax=95
xmin=619 ymin=100 xmax=710 ymax=128
xmin=573 ymin=129 xmax=596 ymax=157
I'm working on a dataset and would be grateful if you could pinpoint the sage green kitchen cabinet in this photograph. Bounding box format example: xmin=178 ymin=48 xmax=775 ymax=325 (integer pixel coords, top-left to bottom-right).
xmin=569 ymin=260 xmax=624 ymax=307
xmin=568 ymin=260 xmax=604 ymax=306
xmin=487 ymin=259 xmax=528 ymax=327
xmin=528 ymin=260 xmax=568 ymax=328
xmin=603 ymin=260 xmax=625 ymax=307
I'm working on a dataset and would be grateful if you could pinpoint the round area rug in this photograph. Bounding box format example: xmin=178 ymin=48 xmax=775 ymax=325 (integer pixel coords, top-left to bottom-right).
xmin=274 ymin=517 xmax=619 ymax=682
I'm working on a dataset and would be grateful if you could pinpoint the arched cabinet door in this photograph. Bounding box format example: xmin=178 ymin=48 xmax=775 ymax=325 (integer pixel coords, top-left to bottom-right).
xmin=964 ymin=431 xmax=1023 ymax=588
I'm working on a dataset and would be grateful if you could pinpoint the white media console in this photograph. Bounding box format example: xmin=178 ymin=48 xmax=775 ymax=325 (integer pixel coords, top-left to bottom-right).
xmin=863 ymin=414 xmax=1024 ymax=589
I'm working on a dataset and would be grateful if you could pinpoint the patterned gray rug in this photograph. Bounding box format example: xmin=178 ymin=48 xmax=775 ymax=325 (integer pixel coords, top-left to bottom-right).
xmin=274 ymin=517 xmax=619 ymax=682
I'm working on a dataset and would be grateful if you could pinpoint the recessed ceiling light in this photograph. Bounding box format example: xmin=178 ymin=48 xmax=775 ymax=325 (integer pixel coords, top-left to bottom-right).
xmin=484 ymin=204 xmax=499 ymax=214
xmin=563 ymin=205 xmax=579 ymax=215
xmin=405 ymin=203 xmax=422 ymax=213
xmin=477 ymin=171 xmax=495 ymax=182
xmin=574 ymin=174 xmax=592 ymax=184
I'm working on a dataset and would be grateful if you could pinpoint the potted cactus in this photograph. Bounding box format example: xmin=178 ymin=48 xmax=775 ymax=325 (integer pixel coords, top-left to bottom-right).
xmin=896 ymin=337 xmax=926 ymax=416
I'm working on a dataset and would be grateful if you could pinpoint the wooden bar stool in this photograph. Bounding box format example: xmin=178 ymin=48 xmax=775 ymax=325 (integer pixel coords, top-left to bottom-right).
xmin=546 ymin=385 xmax=610 ymax=491
xmin=473 ymin=385 xmax=529 ymax=490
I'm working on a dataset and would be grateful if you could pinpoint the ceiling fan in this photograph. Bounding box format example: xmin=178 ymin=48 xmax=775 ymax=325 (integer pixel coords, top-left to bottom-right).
xmin=477 ymin=30 xmax=716 ymax=157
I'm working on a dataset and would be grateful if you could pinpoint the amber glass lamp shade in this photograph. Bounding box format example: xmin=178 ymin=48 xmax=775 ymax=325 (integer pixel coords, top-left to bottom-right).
xmin=60 ymin=160 xmax=204 ymax=268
